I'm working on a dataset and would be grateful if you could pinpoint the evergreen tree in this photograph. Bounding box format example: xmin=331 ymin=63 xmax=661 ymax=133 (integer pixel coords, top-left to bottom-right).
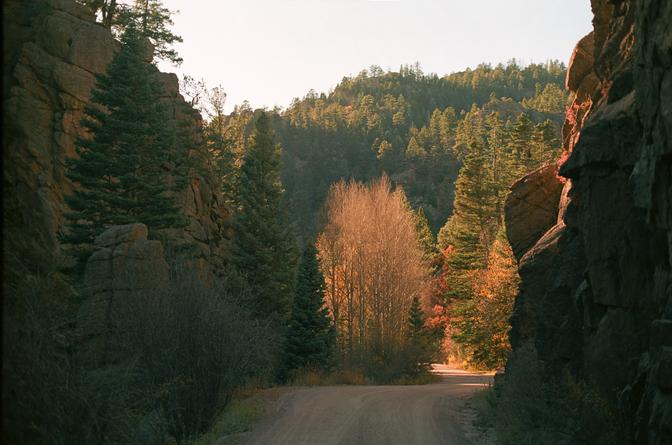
xmin=283 ymin=243 xmax=336 ymax=375
xmin=453 ymin=104 xmax=486 ymax=158
xmin=522 ymin=82 xmax=568 ymax=114
xmin=452 ymin=229 xmax=518 ymax=369
xmin=202 ymin=85 xmax=238 ymax=205
xmin=405 ymin=296 xmax=436 ymax=375
xmin=485 ymin=112 xmax=518 ymax=213
xmin=77 ymin=0 xmax=119 ymax=28
xmin=510 ymin=112 xmax=534 ymax=171
xmin=530 ymin=119 xmax=560 ymax=166
xmin=79 ymin=0 xmax=183 ymax=63
xmin=414 ymin=207 xmax=437 ymax=268
xmin=63 ymin=26 xmax=185 ymax=270
xmin=406 ymin=136 xmax=425 ymax=159
xmin=427 ymin=108 xmax=454 ymax=154
xmin=437 ymin=143 xmax=498 ymax=302
xmin=375 ymin=139 xmax=393 ymax=160
xmin=123 ymin=0 xmax=183 ymax=64
xmin=231 ymin=112 xmax=297 ymax=324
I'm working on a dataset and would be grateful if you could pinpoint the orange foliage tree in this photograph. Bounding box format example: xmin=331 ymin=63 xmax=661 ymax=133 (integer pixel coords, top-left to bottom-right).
xmin=316 ymin=176 xmax=429 ymax=371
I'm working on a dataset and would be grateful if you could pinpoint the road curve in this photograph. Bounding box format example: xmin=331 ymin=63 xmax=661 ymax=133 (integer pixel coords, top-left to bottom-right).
xmin=241 ymin=365 xmax=492 ymax=445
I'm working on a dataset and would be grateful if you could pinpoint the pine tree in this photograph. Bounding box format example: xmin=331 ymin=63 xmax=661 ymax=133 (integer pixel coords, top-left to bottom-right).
xmin=405 ymin=296 xmax=435 ymax=375
xmin=485 ymin=112 xmax=518 ymax=213
xmin=530 ymin=119 xmax=560 ymax=166
xmin=427 ymin=108 xmax=454 ymax=154
xmin=77 ymin=0 xmax=119 ymax=28
xmin=124 ymin=0 xmax=183 ymax=64
xmin=80 ymin=0 xmax=183 ymax=63
xmin=510 ymin=112 xmax=534 ymax=171
xmin=453 ymin=104 xmax=485 ymax=158
xmin=406 ymin=136 xmax=425 ymax=159
xmin=231 ymin=112 xmax=297 ymax=324
xmin=63 ymin=26 xmax=185 ymax=271
xmin=452 ymin=229 xmax=518 ymax=369
xmin=375 ymin=139 xmax=393 ymax=160
xmin=283 ymin=243 xmax=336 ymax=375
xmin=437 ymin=143 xmax=498 ymax=302
xmin=414 ymin=207 xmax=437 ymax=267
xmin=522 ymin=83 xmax=568 ymax=114
xmin=202 ymin=85 xmax=238 ymax=205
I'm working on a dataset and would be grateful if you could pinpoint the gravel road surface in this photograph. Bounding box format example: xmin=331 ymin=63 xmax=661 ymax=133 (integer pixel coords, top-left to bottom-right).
xmin=241 ymin=365 xmax=493 ymax=445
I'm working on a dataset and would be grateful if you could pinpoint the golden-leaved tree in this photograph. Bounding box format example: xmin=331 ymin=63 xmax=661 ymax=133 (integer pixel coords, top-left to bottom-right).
xmin=317 ymin=176 xmax=429 ymax=374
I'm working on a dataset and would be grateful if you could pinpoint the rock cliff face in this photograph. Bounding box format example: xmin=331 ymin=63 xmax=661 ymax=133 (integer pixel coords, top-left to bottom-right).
xmin=79 ymin=223 xmax=169 ymax=364
xmin=505 ymin=0 xmax=671 ymax=442
xmin=2 ymin=0 xmax=228 ymax=278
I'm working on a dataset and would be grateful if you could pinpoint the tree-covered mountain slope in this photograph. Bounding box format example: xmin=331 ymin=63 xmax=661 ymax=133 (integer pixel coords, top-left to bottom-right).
xmin=215 ymin=61 xmax=568 ymax=235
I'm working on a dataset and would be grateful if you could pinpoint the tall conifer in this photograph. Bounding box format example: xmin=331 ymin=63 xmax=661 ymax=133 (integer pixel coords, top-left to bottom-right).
xmin=405 ymin=296 xmax=435 ymax=375
xmin=438 ymin=143 xmax=498 ymax=301
xmin=415 ymin=207 xmax=437 ymax=267
xmin=283 ymin=243 xmax=336 ymax=375
xmin=511 ymin=112 xmax=534 ymax=170
xmin=63 ymin=26 xmax=185 ymax=270
xmin=231 ymin=112 xmax=297 ymax=323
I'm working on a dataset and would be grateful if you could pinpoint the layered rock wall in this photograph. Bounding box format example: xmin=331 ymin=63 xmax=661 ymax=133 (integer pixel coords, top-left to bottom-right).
xmin=2 ymin=0 xmax=227 ymax=278
xmin=505 ymin=0 xmax=671 ymax=442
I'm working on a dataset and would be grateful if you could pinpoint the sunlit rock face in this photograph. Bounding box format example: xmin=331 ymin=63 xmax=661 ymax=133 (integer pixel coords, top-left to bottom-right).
xmin=2 ymin=0 xmax=228 ymax=279
xmin=504 ymin=0 xmax=671 ymax=442
xmin=505 ymin=163 xmax=563 ymax=262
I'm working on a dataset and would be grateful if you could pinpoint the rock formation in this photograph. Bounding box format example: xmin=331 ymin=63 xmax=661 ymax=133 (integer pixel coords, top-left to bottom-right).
xmin=505 ymin=163 xmax=564 ymax=260
xmin=79 ymin=223 xmax=169 ymax=363
xmin=504 ymin=0 xmax=671 ymax=442
xmin=2 ymin=0 xmax=228 ymax=279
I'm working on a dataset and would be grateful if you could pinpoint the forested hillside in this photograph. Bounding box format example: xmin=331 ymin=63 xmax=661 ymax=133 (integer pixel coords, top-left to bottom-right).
xmin=205 ymin=62 xmax=568 ymax=235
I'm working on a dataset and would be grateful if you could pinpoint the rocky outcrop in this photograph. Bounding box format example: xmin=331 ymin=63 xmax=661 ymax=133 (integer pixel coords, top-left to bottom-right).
xmin=2 ymin=0 xmax=228 ymax=279
xmin=504 ymin=0 xmax=672 ymax=443
xmin=84 ymin=223 xmax=168 ymax=297
xmin=79 ymin=224 xmax=168 ymax=363
xmin=505 ymin=163 xmax=564 ymax=261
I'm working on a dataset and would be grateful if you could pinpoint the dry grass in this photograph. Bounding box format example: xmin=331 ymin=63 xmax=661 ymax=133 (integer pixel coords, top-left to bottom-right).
xmin=289 ymin=368 xmax=369 ymax=386
xmin=184 ymin=382 xmax=279 ymax=445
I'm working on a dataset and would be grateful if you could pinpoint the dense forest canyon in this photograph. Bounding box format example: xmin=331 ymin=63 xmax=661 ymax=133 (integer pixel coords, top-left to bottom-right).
xmin=2 ymin=0 xmax=670 ymax=444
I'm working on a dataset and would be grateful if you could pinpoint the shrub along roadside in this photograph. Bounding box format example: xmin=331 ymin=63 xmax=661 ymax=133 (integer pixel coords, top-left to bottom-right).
xmin=474 ymin=346 xmax=625 ymax=445
xmin=2 ymin=265 xmax=277 ymax=444
xmin=183 ymin=382 xmax=277 ymax=445
xmin=121 ymin=278 xmax=278 ymax=441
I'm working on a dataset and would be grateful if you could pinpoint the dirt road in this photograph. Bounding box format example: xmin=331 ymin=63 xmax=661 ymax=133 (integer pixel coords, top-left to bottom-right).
xmin=241 ymin=365 xmax=492 ymax=445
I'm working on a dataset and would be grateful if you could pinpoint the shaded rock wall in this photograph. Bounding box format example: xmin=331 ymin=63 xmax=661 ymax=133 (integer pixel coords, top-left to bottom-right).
xmin=504 ymin=0 xmax=671 ymax=442
xmin=79 ymin=223 xmax=168 ymax=364
xmin=2 ymin=0 xmax=228 ymax=278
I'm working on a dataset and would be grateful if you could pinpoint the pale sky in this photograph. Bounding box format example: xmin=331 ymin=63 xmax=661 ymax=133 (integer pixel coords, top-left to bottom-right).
xmin=157 ymin=0 xmax=593 ymax=112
